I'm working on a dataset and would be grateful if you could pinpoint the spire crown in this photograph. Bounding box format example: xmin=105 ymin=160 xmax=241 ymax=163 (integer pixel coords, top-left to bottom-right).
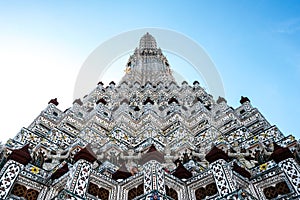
xmin=139 ymin=32 xmax=157 ymax=50
xmin=120 ymin=33 xmax=176 ymax=86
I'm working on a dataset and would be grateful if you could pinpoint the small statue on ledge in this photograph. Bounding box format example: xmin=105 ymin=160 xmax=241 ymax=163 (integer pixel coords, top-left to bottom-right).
xmin=228 ymin=141 xmax=257 ymax=169
xmin=255 ymin=141 xmax=274 ymax=165
xmin=163 ymin=142 xmax=178 ymax=170
xmin=191 ymin=147 xmax=209 ymax=168
xmin=43 ymin=148 xmax=71 ymax=170
xmin=120 ymin=148 xmax=141 ymax=175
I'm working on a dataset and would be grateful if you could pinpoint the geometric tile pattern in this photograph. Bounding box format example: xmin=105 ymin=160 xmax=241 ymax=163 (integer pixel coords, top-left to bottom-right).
xmin=66 ymin=160 xmax=92 ymax=198
xmin=143 ymin=160 xmax=166 ymax=199
xmin=279 ymin=158 xmax=300 ymax=195
xmin=210 ymin=159 xmax=236 ymax=197
xmin=0 ymin=160 xmax=23 ymax=199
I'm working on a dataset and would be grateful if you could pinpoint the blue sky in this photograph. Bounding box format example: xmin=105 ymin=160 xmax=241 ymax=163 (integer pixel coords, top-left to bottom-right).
xmin=0 ymin=1 xmax=299 ymax=141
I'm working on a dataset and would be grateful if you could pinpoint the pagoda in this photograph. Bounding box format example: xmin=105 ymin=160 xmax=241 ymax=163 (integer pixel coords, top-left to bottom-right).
xmin=0 ymin=33 xmax=300 ymax=200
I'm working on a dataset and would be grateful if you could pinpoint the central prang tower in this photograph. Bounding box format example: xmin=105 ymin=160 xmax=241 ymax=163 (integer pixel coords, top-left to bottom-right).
xmin=0 ymin=33 xmax=300 ymax=200
xmin=121 ymin=32 xmax=175 ymax=85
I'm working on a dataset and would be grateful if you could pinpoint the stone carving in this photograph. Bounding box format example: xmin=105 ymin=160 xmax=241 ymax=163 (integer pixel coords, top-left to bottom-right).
xmin=163 ymin=141 xmax=178 ymax=170
xmin=256 ymin=141 xmax=274 ymax=164
xmin=192 ymin=147 xmax=209 ymax=168
xmin=228 ymin=141 xmax=257 ymax=169
xmin=43 ymin=148 xmax=71 ymax=170
xmin=120 ymin=148 xmax=141 ymax=175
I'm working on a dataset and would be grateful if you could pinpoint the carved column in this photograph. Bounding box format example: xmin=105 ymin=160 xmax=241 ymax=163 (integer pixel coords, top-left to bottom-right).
xmin=209 ymin=159 xmax=237 ymax=197
xmin=0 ymin=160 xmax=24 ymax=199
xmin=143 ymin=160 xmax=166 ymax=199
xmin=205 ymin=146 xmax=237 ymax=198
xmin=64 ymin=159 xmax=92 ymax=199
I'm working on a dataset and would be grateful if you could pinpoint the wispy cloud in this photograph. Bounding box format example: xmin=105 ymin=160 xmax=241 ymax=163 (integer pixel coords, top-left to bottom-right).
xmin=274 ymin=18 xmax=300 ymax=34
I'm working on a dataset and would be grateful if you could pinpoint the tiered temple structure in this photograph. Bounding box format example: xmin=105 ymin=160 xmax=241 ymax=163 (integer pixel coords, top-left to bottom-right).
xmin=1 ymin=33 xmax=300 ymax=200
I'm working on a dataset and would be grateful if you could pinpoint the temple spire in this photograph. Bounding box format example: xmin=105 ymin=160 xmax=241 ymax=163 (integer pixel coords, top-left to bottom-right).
xmin=120 ymin=33 xmax=176 ymax=86
xmin=139 ymin=32 xmax=157 ymax=50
